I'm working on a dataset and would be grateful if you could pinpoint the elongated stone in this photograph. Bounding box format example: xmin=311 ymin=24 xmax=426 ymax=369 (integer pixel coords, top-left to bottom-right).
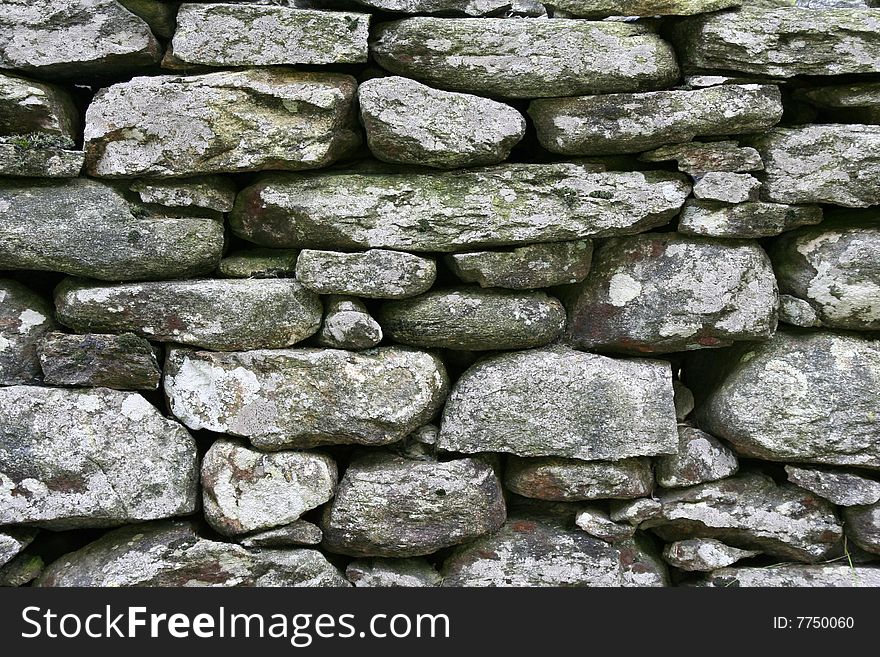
xmin=678 ymin=200 xmax=822 ymax=238
xmin=379 ymin=288 xmax=565 ymax=351
xmin=217 ymin=248 xmax=300 ymax=279
xmin=445 ymin=241 xmax=593 ymax=289
xmin=439 ymin=346 xmax=677 ymax=460
xmin=0 ymin=528 xmax=37 ymax=568
xmin=655 ymin=426 xmax=738 ymax=489
xmin=610 ymin=498 xmax=662 ymax=525
xmin=639 ymin=140 xmax=763 ymax=175
xmin=844 ymin=503 xmax=880 ymax=555
xmin=296 ymin=249 xmax=436 ymax=299
xmin=0 ymin=553 xmax=43 ymax=587
xmin=130 ymin=176 xmax=237 ymax=213
xmin=0 ymin=280 xmax=57 ymax=385
xmin=796 ymin=82 xmax=880 ymax=125
xmin=238 ymin=520 xmax=323 ymax=549
xmin=55 ymin=279 xmax=322 ymax=351
xmin=0 ymin=143 xmax=84 ymax=177
xmin=785 ymin=466 xmax=880 ymax=507
xmin=530 ymin=85 xmax=782 ymax=156
xmin=505 ymin=457 xmax=652 ymax=501
xmin=663 ymin=539 xmax=759 ymax=572
xmin=38 ymin=332 xmax=161 ymax=390
xmin=549 ymin=0 xmax=741 ymax=16
xmin=0 ymin=72 xmax=79 ymax=138
xmin=672 ymin=7 xmax=880 ymax=77
xmin=84 ymin=69 xmax=360 ymax=178
xmin=230 ymin=166 xmax=690 ymax=252
xmin=346 ymin=558 xmax=441 ymax=587
xmin=351 ymin=0 xmax=514 ymax=14
xmin=165 ymin=347 xmax=448 ymax=450
xmin=0 ymin=386 xmax=198 ymax=530
xmin=692 ymin=173 xmax=760 ymax=204
xmin=317 ymin=296 xmax=383 ymax=350
xmin=321 ymin=452 xmax=506 ymax=557
xmin=371 ymin=18 xmax=679 ymax=99
xmin=695 ymin=565 xmax=880 ymax=588
xmin=574 ymin=507 xmax=637 ymax=543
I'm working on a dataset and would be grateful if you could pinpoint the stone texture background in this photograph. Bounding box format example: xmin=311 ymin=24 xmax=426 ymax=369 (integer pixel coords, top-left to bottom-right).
xmin=1 ymin=0 xmax=880 ymax=588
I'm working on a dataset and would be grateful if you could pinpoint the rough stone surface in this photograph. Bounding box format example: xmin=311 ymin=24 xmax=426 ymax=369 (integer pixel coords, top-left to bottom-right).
xmin=202 ymin=438 xmax=337 ymax=536
xmin=609 ymin=498 xmax=662 ymax=525
xmin=844 ymin=503 xmax=880 ymax=555
xmin=639 ymin=140 xmax=763 ymax=175
xmin=317 ymin=296 xmax=383 ymax=350
xmin=785 ymin=466 xmax=880 ymax=507
xmin=296 ymin=249 xmax=436 ymax=299
xmin=0 ymin=280 xmax=57 ymax=385
xmin=574 ymin=507 xmax=637 ymax=543
xmin=551 ymin=0 xmax=741 ymax=15
xmin=0 ymin=179 xmax=224 ymax=281
xmin=796 ymin=82 xmax=880 ymax=125
xmin=439 ymin=346 xmax=677 ymax=460
xmin=346 ymin=558 xmax=442 ymax=587
xmin=55 ymin=278 xmax=322 ymax=351
xmin=84 ymin=69 xmax=360 ymax=178
xmin=230 ymin=166 xmax=690 ymax=252
xmin=504 ymin=457 xmax=653 ymax=501
xmin=692 ymin=173 xmax=760 ymax=204
xmin=445 ymin=241 xmax=592 ymax=289
xmin=358 ymin=76 xmax=525 ymax=169
xmin=530 ymin=85 xmax=782 ymax=156
xmin=371 ymin=18 xmax=679 ymax=99
xmin=678 ymin=200 xmax=822 ymax=238
xmin=0 ymin=143 xmax=84 ymax=177
xmin=217 ymin=249 xmax=300 ymax=279
xmin=778 ymin=294 xmax=822 ymax=328
xmin=0 ymin=72 xmax=79 ymax=138
xmin=0 ymin=553 xmax=43 ymax=586
xmin=238 ymin=520 xmax=323 ymax=549
xmin=35 ymin=521 xmax=349 ymax=587
xmin=0 ymin=386 xmax=198 ymax=530
xmin=655 ymin=426 xmax=739 ymax=489
xmin=695 ymin=565 xmax=880 ymax=588
xmin=351 ymin=0 xmax=512 ymax=14
xmin=38 ymin=331 xmax=161 ymax=390
xmin=662 ymin=539 xmax=759 ymax=571
xmin=690 ymin=331 xmax=880 ymax=468
xmin=130 ymin=176 xmax=237 ymax=213
xmin=165 ymin=347 xmax=448 ymax=450
xmin=378 ymin=288 xmax=565 ymax=351
xmin=673 ymin=380 xmax=695 ymax=420
xmin=321 ymin=452 xmax=506 ymax=557
xmin=0 ymin=528 xmax=37 ymax=568
xmin=565 ymin=233 xmax=778 ymax=354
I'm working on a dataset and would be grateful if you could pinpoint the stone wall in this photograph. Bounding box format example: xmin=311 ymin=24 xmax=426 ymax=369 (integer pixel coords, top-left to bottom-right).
xmin=1 ymin=0 xmax=880 ymax=588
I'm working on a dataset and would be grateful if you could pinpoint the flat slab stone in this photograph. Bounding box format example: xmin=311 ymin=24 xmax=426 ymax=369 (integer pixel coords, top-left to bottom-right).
xmin=130 ymin=175 xmax=237 ymax=213
xmin=655 ymin=426 xmax=739 ymax=489
xmin=692 ymin=172 xmax=760 ymax=204
xmin=0 ymin=72 xmax=79 ymax=138
xmin=0 ymin=143 xmax=84 ymax=177
xmin=574 ymin=507 xmax=637 ymax=543
xmin=549 ymin=0 xmax=741 ymax=16
xmin=785 ymin=465 xmax=880 ymax=507
xmin=445 ymin=241 xmax=592 ymax=289
xmin=662 ymin=539 xmax=758 ymax=572
xmin=238 ymin=520 xmax=323 ymax=549
xmin=678 ymin=200 xmax=822 ymax=238
xmin=217 ymin=248 xmax=300 ymax=279
xmin=164 ymin=346 xmax=448 ymax=450
xmin=296 ymin=249 xmax=436 ymax=299
xmin=695 ymin=565 xmax=880 ymax=588
xmin=230 ymin=165 xmax=690 ymax=252
xmin=0 ymin=280 xmax=57 ymax=385
xmin=55 ymin=278 xmax=322 ymax=351
xmin=796 ymin=81 xmax=880 ymax=125
xmin=438 ymin=346 xmax=677 ymax=460
xmin=504 ymin=457 xmax=653 ymax=501
xmin=351 ymin=0 xmax=521 ymax=14
xmin=346 ymin=558 xmax=442 ymax=587
xmin=0 ymin=386 xmax=198 ymax=530
xmin=639 ymin=139 xmax=763 ymax=175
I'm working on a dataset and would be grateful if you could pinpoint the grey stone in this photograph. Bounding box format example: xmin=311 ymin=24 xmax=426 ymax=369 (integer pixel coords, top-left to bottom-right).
xmin=0 ymin=179 xmax=224 ymax=281
xmin=217 ymin=249 xmax=300 ymax=279
xmin=439 ymin=346 xmax=677 ymax=460
xmin=692 ymin=173 xmax=761 ymax=204
xmin=38 ymin=332 xmax=161 ymax=391
xmin=35 ymin=521 xmax=349 ymax=587
xmin=564 ymin=233 xmax=778 ymax=354
xmin=673 ymin=380 xmax=695 ymax=420
xmin=321 ymin=452 xmax=506 ymax=557
xmin=202 ymin=438 xmax=337 ymax=536
xmin=0 ymin=72 xmax=79 ymax=138
xmin=778 ymin=294 xmax=822 ymax=328
xmin=655 ymin=426 xmax=739 ymax=489
xmin=0 ymin=553 xmax=43 ymax=587
xmin=296 ymin=249 xmax=436 ymax=299
xmin=0 ymin=143 xmax=84 ymax=177
xmin=371 ymin=18 xmax=679 ymax=99
xmin=378 ymin=288 xmax=565 ymax=351
xmin=351 ymin=0 xmax=514 ymax=14
xmin=785 ymin=466 xmax=880 ymax=507
xmin=690 ymin=331 xmax=880 ymax=468
xmin=445 ymin=241 xmax=593 ymax=289
xmin=643 ymin=472 xmax=843 ymax=562
xmin=84 ymin=69 xmax=360 ymax=178
xmin=0 ymin=0 xmax=161 ymax=78
xmin=609 ymin=498 xmax=662 ymax=525
xmin=55 ymin=278 xmax=322 ymax=351
xmin=346 ymin=558 xmax=442 ymax=587
xmin=504 ymin=457 xmax=653 ymax=501
xmin=165 ymin=346 xmax=448 ymax=450
xmin=0 ymin=386 xmax=198 ymax=530
xmin=358 ymin=76 xmax=525 ymax=169
xmin=844 ymin=502 xmax=880 ymax=555
xmin=170 ymin=4 xmax=369 ymax=67
xmin=230 ymin=166 xmax=690 ymax=252
xmin=130 ymin=176 xmax=237 ymax=213
xmin=574 ymin=507 xmax=637 ymax=543
xmin=548 ymin=0 xmax=741 ymax=15
xmin=0 ymin=528 xmax=37 ymax=568
xmin=639 ymin=139 xmax=763 ymax=175
xmin=796 ymin=82 xmax=880 ymax=125
xmin=238 ymin=520 xmax=323 ymax=548
xmin=678 ymin=200 xmax=822 ymax=238
xmin=317 ymin=296 xmax=383 ymax=350
xmin=663 ymin=538 xmax=758 ymax=572
xmin=118 ymin=0 xmax=176 ymax=39
xmin=695 ymin=565 xmax=880 ymax=587
xmin=530 ymin=85 xmax=782 ymax=156
xmin=0 ymin=280 xmax=57 ymax=385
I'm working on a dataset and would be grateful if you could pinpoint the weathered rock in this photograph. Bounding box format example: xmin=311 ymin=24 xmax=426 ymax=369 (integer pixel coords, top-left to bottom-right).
xmin=238 ymin=520 xmax=323 ymax=549
xmin=130 ymin=176 xmax=237 ymax=213
xmin=785 ymin=466 xmax=880 ymax=507
xmin=504 ymin=457 xmax=653 ymax=501
xmin=230 ymin=166 xmax=690 ymax=252
xmin=35 ymin=521 xmax=349 ymax=587
xmin=0 ymin=553 xmax=43 ymax=587
xmin=771 ymin=225 xmax=880 ymax=330
xmin=84 ymin=69 xmax=360 ymax=178
xmin=445 ymin=241 xmax=593 ymax=289
xmin=0 ymin=528 xmax=37 ymax=567
xmin=796 ymin=82 xmax=880 ymax=125
xmin=371 ymin=18 xmax=679 ymax=99
xmin=55 ymin=278 xmax=322 ymax=351
xmin=317 ymin=296 xmax=383 ymax=350
xmin=346 ymin=558 xmax=442 ymax=587
xmin=170 ymin=4 xmax=369 ymax=67
xmin=639 ymin=139 xmax=763 ymax=175
xmin=0 ymin=280 xmax=57 ymax=385
xmin=296 ymin=249 xmax=436 ymax=299
xmin=441 ymin=514 xmax=668 ymax=586
xmin=549 ymin=0 xmax=741 ymax=15
xmin=38 ymin=332 xmax=160 ymax=390
xmin=439 ymin=346 xmax=677 ymax=460
xmin=673 ymin=380 xmax=695 ymax=420
xmin=321 ymin=452 xmax=506 ymax=557
xmin=655 ymin=426 xmax=739 ymax=489
xmin=0 ymin=72 xmax=79 ymax=138
xmin=351 ymin=0 xmax=522 ymax=13
xmin=530 ymin=85 xmax=782 ymax=156
xmin=0 ymin=386 xmax=198 ymax=529
xmin=565 ymin=233 xmax=778 ymax=353
xmin=0 ymin=179 xmax=224 ymax=281
xmin=574 ymin=507 xmax=637 ymax=543
xmin=692 ymin=173 xmax=760 ymax=204
xmin=662 ymin=539 xmax=758 ymax=572
xmin=695 ymin=565 xmax=880 ymax=587
xmin=0 ymin=143 xmax=84 ymax=177
xmin=379 ymin=288 xmax=565 ymax=351
xmin=202 ymin=438 xmax=337 ymax=536
xmin=0 ymin=0 xmax=161 ymax=78
xmin=119 ymin=0 xmax=175 ymax=39
xmin=672 ymin=7 xmax=880 ymax=77
xmin=844 ymin=502 xmax=880 ymax=555
xmin=165 ymin=347 xmax=448 ymax=450
xmin=678 ymin=200 xmax=822 ymax=238
xmin=690 ymin=331 xmax=880 ymax=468
xmin=609 ymin=498 xmax=662 ymax=525
xmin=217 ymin=249 xmax=300 ymax=279
xmin=778 ymin=294 xmax=822 ymax=328
xmin=752 ymin=125 xmax=880 ymax=207
xmin=358 ymin=76 xmax=525 ymax=169
xmin=643 ymin=473 xmax=843 ymax=562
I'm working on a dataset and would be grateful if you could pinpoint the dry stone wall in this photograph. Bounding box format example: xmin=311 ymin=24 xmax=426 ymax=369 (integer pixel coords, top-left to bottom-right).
xmin=1 ymin=0 xmax=880 ymax=588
